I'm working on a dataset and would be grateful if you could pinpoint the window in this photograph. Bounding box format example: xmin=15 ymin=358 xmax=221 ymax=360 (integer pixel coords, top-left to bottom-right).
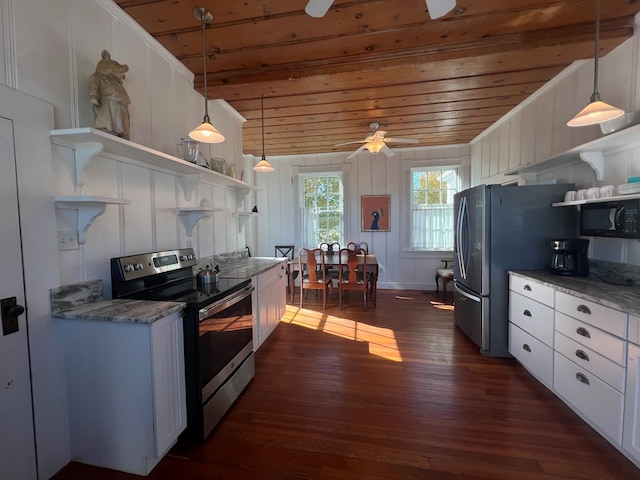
xmin=299 ymin=173 xmax=344 ymax=248
xmin=410 ymin=167 xmax=460 ymax=250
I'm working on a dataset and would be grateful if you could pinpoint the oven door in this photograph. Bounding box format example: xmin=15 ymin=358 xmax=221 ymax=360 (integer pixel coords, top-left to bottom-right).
xmin=199 ymin=284 xmax=254 ymax=403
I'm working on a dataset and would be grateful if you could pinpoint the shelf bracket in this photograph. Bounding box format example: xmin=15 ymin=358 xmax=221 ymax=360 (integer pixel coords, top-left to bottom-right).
xmin=74 ymin=142 xmax=103 ymax=187
xmin=178 ymin=198 xmax=214 ymax=238
xmin=55 ymin=196 xmax=130 ymax=245
xmin=579 ymin=151 xmax=605 ymax=182
xmin=519 ymin=171 xmax=539 ymax=184
xmin=179 ymin=174 xmax=203 ymax=201
xmin=234 ymin=188 xmax=251 ymax=209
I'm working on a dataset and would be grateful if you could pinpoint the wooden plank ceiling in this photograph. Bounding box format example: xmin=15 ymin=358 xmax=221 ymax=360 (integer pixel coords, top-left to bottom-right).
xmin=113 ymin=0 xmax=638 ymax=157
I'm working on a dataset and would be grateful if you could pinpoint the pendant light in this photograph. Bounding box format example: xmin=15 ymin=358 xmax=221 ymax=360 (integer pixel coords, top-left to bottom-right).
xmin=253 ymin=95 xmax=275 ymax=172
xmin=567 ymin=0 xmax=624 ymax=127
xmin=188 ymin=7 xmax=225 ymax=143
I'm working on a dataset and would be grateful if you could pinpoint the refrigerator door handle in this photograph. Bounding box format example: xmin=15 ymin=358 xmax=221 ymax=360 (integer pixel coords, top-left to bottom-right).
xmin=456 ymin=196 xmax=469 ymax=280
xmin=454 ymin=281 xmax=481 ymax=302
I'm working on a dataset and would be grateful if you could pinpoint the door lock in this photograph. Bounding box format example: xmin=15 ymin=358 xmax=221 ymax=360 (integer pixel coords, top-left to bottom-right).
xmin=1 ymin=297 xmax=24 ymax=336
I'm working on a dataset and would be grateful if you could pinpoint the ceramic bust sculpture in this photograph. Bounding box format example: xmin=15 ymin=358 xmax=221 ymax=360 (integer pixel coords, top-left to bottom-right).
xmin=89 ymin=50 xmax=131 ymax=139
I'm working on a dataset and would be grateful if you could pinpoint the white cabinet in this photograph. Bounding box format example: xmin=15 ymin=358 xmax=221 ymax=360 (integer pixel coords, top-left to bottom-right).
xmin=253 ymin=262 xmax=287 ymax=350
xmin=623 ymin=343 xmax=640 ymax=465
xmin=508 ymin=275 xmax=555 ymax=388
xmin=553 ymin=294 xmax=627 ymax=444
xmin=60 ymin=312 xmax=186 ymax=476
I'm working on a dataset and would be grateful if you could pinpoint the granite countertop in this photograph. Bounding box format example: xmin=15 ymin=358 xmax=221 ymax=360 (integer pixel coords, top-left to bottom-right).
xmin=50 ymin=279 xmax=185 ymax=324
xmin=509 ymin=270 xmax=640 ymax=317
xmin=218 ymin=257 xmax=287 ymax=279
xmin=53 ymin=298 xmax=185 ymax=324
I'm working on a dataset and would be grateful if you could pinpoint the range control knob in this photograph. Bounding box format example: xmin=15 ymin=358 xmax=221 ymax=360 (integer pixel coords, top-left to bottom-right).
xmin=134 ymin=263 xmax=144 ymax=271
xmin=123 ymin=264 xmax=134 ymax=272
xmin=180 ymin=255 xmax=189 ymax=261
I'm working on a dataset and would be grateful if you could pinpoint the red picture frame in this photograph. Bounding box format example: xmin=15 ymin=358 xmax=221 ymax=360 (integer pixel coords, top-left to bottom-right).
xmin=361 ymin=195 xmax=390 ymax=232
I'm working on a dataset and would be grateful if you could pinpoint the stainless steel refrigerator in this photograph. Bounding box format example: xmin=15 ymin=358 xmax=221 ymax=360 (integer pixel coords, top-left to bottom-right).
xmin=453 ymin=183 xmax=576 ymax=357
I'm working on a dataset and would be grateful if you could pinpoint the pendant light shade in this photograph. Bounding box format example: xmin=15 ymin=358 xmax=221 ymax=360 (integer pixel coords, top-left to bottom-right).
xmin=253 ymin=95 xmax=275 ymax=172
xmin=567 ymin=98 xmax=625 ymax=127
xmin=189 ymin=7 xmax=225 ymax=143
xmin=568 ymin=0 xmax=624 ymax=127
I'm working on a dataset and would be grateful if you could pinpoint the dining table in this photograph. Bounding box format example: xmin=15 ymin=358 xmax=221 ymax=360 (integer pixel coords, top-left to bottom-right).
xmin=287 ymin=253 xmax=379 ymax=306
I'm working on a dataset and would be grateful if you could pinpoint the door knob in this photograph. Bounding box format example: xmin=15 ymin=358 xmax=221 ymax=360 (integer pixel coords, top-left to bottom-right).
xmin=2 ymin=297 xmax=24 ymax=336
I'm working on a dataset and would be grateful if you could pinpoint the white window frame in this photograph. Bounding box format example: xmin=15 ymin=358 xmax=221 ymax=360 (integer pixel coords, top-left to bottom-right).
xmin=296 ymin=169 xmax=345 ymax=249
xmin=401 ymin=159 xmax=466 ymax=258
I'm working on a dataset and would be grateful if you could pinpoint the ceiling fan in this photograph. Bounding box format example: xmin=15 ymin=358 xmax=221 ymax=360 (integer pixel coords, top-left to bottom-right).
xmin=305 ymin=0 xmax=456 ymax=19
xmin=336 ymin=123 xmax=419 ymax=159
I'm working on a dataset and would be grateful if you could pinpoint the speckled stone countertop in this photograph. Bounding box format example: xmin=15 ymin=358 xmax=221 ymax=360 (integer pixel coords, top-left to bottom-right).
xmin=509 ymin=270 xmax=640 ymax=317
xmin=50 ymin=279 xmax=185 ymax=324
xmin=217 ymin=257 xmax=287 ymax=279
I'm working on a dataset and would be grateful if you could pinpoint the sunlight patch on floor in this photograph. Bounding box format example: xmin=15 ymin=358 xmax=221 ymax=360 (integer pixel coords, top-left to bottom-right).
xmin=283 ymin=307 xmax=403 ymax=362
xmin=430 ymin=301 xmax=455 ymax=311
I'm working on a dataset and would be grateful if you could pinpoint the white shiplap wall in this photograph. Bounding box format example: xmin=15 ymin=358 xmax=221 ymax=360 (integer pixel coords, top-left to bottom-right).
xmin=1 ymin=0 xmax=253 ymax=477
xmin=250 ymin=144 xmax=471 ymax=290
xmin=471 ymin=18 xmax=640 ymax=265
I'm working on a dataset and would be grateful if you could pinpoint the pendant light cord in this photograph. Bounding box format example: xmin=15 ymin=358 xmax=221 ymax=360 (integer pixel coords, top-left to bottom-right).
xmin=201 ymin=16 xmax=210 ymax=123
xmin=591 ymin=0 xmax=601 ymax=102
xmin=261 ymin=95 xmax=266 ymax=159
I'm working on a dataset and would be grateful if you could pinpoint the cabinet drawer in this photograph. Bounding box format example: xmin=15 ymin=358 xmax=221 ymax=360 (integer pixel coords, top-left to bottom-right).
xmin=509 ymin=275 xmax=554 ymax=306
xmin=509 ymin=292 xmax=554 ymax=346
xmin=508 ymin=323 xmax=553 ymax=389
xmin=554 ymin=352 xmax=624 ymax=444
xmin=256 ymin=264 xmax=281 ymax=290
xmin=629 ymin=315 xmax=640 ymax=346
xmin=555 ymin=291 xmax=626 ymax=338
xmin=555 ymin=312 xmax=626 ymax=365
xmin=555 ymin=332 xmax=625 ymax=393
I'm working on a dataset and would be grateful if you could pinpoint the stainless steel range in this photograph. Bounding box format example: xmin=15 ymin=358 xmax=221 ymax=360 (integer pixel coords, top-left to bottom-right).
xmin=110 ymin=248 xmax=255 ymax=441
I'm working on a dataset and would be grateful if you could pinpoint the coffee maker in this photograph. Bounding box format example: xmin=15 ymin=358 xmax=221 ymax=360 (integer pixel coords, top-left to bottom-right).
xmin=550 ymin=239 xmax=589 ymax=276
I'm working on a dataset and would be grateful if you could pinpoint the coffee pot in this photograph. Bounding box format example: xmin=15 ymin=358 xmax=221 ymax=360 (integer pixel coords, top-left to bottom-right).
xmin=550 ymin=239 xmax=589 ymax=276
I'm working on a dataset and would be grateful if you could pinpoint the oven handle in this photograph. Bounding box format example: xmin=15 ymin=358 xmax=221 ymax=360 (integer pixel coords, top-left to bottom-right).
xmin=199 ymin=284 xmax=254 ymax=320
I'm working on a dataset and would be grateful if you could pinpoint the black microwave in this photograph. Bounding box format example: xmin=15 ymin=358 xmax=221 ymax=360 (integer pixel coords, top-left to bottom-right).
xmin=580 ymin=198 xmax=640 ymax=238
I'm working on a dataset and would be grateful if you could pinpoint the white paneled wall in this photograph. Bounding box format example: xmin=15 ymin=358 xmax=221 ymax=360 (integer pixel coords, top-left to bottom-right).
xmin=471 ymin=29 xmax=640 ymax=265
xmin=1 ymin=0 xmax=252 ymax=477
xmin=252 ymin=145 xmax=470 ymax=290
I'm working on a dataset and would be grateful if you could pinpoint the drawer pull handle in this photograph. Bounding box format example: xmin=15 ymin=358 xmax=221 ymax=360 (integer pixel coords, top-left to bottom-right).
xmin=523 ymin=309 xmax=532 ymax=317
xmin=576 ymin=327 xmax=591 ymax=338
xmin=575 ymin=372 xmax=590 ymax=385
xmin=577 ymin=304 xmax=592 ymax=315
xmin=523 ymin=285 xmax=532 ymax=291
xmin=575 ymin=349 xmax=590 ymax=361
xmin=522 ymin=344 xmax=531 ymax=352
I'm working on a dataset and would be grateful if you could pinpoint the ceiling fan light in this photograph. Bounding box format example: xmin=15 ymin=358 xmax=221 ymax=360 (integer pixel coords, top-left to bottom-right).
xmin=305 ymin=0 xmax=333 ymax=18
xmin=189 ymin=120 xmax=225 ymax=143
xmin=567 ymin=100 xmax=625 ymax=127
xmin=253 ymin=157 xmax=275 ymax=172
xmin=365 ymin=140 xmax=385 ymax=155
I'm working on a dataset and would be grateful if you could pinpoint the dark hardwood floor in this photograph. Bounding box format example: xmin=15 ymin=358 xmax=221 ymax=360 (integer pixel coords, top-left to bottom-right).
xmin=53 ymin=290 xmax=640 ymax=479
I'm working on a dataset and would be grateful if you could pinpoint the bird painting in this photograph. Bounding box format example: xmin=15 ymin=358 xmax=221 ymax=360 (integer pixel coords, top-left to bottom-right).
xmin=361 ymin=195 xmax=390 ymax=232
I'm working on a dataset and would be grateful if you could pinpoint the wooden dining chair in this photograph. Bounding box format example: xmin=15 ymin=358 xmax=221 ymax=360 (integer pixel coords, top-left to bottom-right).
xmin=337 ymin=248 xmax=369 ymax=309
xmin=275 ymin=245 xmax=295 ymax=260
xmin=318 ymin=242 xmax=341 ymax=256
xmin=276 ymin=245 xmax=296 ymax=299
xmin=298 ymin=248 xmax=332 ymax=309
xmin=347 ymin=241 xmax=369 ymax=254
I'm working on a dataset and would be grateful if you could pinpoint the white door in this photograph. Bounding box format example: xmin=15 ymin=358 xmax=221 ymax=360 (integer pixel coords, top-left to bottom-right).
xmin=0 ymin=116 xmax=37 ymax=479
